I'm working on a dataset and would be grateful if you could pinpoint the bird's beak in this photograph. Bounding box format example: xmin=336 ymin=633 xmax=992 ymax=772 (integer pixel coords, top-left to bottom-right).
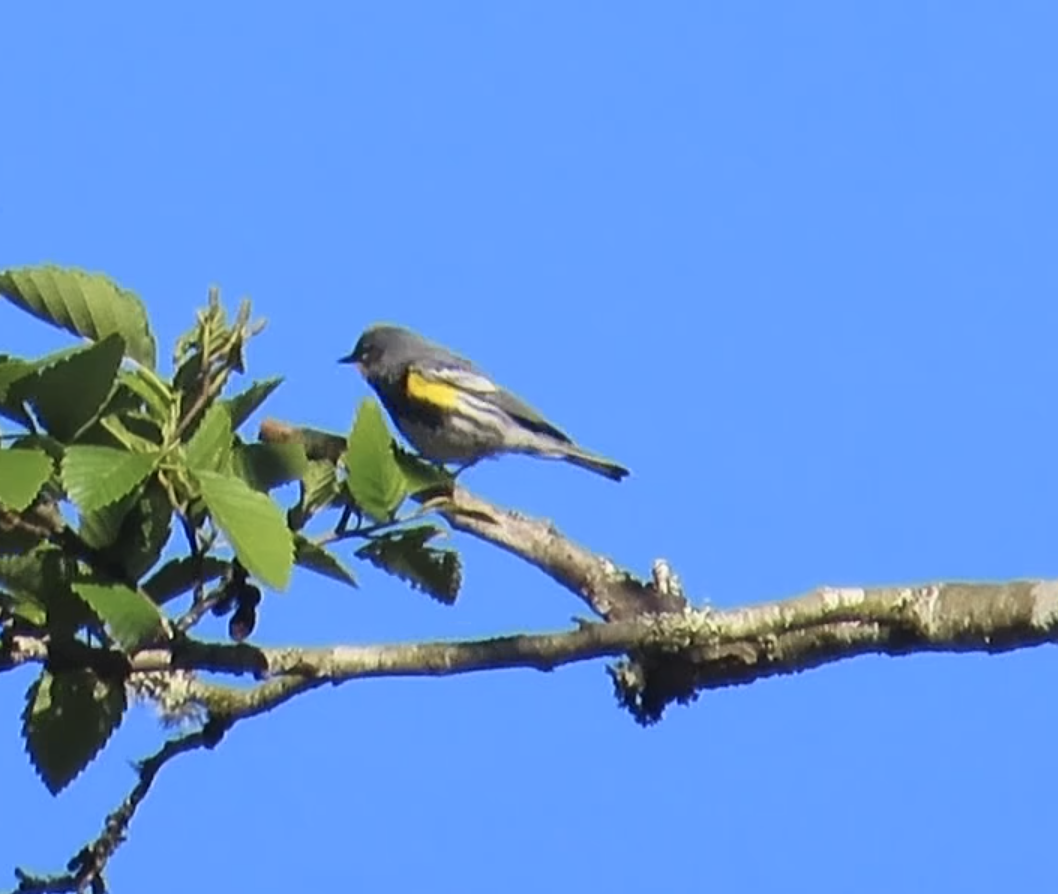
xmin=338 ymin=352 xmax=366 ymax=376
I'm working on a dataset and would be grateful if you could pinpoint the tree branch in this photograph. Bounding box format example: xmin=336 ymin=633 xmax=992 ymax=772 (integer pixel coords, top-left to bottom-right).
xmin=8 ymin=578 xmax=1058 ymax=723
xmin=10 ymin=727 xmax=218 ymax=894
xmin=11 ymin=416 xmax=1055 ymax=884
xmin=9 ymin=577 xmax=1056 ymax=888
xmin=440 ymin=487 xmax=686 ymax=619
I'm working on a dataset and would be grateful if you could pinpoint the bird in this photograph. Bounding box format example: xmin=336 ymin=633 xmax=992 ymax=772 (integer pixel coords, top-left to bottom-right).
xmin=339 ymin=324 xmax=629 ymax=481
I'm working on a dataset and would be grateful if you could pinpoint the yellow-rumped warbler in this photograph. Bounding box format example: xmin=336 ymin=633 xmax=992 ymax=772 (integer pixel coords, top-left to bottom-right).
xmin=340 ymin=324 xmax=629 ymax=481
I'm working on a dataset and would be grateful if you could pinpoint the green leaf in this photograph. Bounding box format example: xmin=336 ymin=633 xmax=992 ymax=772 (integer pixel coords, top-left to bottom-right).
xmin=117 ymin=367 xmax=172 ymax=423
xmin=234 ymin=441 xmax=308 ymax=492
xmin=23 ymin=669 xmax=127 ymax=795
xmin=1 ymin=589 xmax=47 ymax=626
xmin=225 ymin=377 xmax=283 ymax=430
xmin=344 ymin=398 xmax=407 ymax=522
xmin=61 ymin=445 xmax=159 ymax=513
xmin=294 ymin=536 xmax=357 ymax=588
xmin=0 ymin=355 xmax=36 ymax=428
xmin=142 ymin=555 xmax=231 ymax=605
xmin=12 ymin=432 xmax=65 ymax=462
xmin=105 ymin=480 xmax=173 ymax=582
xmin=288 ymin=459 xmax=340 ymax=530
xmin=0 ymin=265 xmax=156 ymax=368
xmin=394 ymin=447 xmax=454 ymax=496
xmin=303 ymin=458 xmax=339 ymax=510
xmin=83 ymin=396 xmax=167 ymax=454
xmin=172 ymin=351 xmax=204 ymax=409
xmin=78 ymin=479 xmax=173 ymax=582
xmin=0 ymin=447 xmax=53 ymax=510
xmin=78 ymin=487 xmax=140 ymax=550
xmin=72 ymin=580 xmax=167 ymax=651
xmin=0 ymin=548 xmax=93 ymax=634
xmin=355 ymin=525 xmax=461 ymax=604
xmin=195 ymin=470 xmax=294 ymax=591
xmin=97 ymin=406 xmax=164 ymax=452
xmin=19 ymin=334 xmax=125 ymax=442
xmin=0 ymin=549 xmax=55 ymax=596
xmin=183 ymin=402 xmax=233 ymax=473
xmin=98 ymin=378 xmax=144 ymax=417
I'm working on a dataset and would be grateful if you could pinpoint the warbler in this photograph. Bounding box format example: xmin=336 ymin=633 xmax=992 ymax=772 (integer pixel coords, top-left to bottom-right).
xmin=340 ymin=324 xmax=629 ymax=481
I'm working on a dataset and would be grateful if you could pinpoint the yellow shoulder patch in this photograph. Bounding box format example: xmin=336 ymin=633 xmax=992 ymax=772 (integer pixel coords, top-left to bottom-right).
xmin=406 ymin=369 xmax=463 ymax=410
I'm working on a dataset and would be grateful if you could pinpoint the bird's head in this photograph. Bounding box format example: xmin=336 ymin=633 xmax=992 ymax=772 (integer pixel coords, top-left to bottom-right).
xmin=339 ymin=324 xmax=420 ymax=380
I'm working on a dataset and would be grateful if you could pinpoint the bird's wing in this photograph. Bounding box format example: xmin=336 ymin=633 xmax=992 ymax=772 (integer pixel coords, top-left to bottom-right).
xmin=407 ymin=363 xmax=572 ymax=443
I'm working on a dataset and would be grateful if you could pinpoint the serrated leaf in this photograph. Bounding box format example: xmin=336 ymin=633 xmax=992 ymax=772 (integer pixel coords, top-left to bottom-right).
xmin=98 ymin=409 xmax=164 ymax=452
xmin=98 ymin=378 xmax=144 ymax=417
xmin=344 ymin=398 xmax=407 ymax=522
xmin=78 ymin=479 xmax=173 ymax=583
xmin=172 ymin=352 xmax=204 ymax=409
xmin=183 ymin=402 xmax=233 ymax=473
xmin=294 ymin=536 xmax=357 ymax=588
xmin=301 ymin=459 xmax=339 ymax=512
xmin=0 ymin=548 xmax=93 ymax=634
xmin=23 ymin=669 xmax=127 ymax=795
xmin=18 ymin=334 xmax=125 ymax=442
xmin=72 ymin=580 xmax=166 ymax=651
xmin=0 ymin=355 xmax=34 ymax=390
xmin=195 ymin=470 xmax=294 ymax=591
xmin=78 ymin=486 xmax=140 ymax=550
xmin=65 ymin=419 xmax=124 ymax=451
xmin=288 ymin=459 xmax=340 ymax=530
xmin=0 ymin=356 xmax=36 ymax=427
xmin=0 ymin=545 xmax=60 ymax=596
xmin=61 ymin=445 xmax=159 ymax=513
xmin=225 ymin=377 xmax=283 ymax=430
xmin=81 ymin=391 xmax=162 ymax=453
xmin=0 ymin=265 xmax=156 ymax=368
xmin=394 ymin=447 xmax=454 ymax=496
xmin=117 ymin=367 xmax=172 ymax=423
xmin=142 ymin=555 xmax=230 ymax=605
xmin=1 ymin=589 xmax=46 ymax=625
xmin=234 ymin=441 xmax=308 ymax=492
xmin=12 ymin=433 xmax=65 ymax=462
xmin=105 ymin=480 xmax=173 ymax=582
xmin=355 ymin=525 xmax=461 ymax=604
xmin=0 ymin=447 xmax=53 ymax=510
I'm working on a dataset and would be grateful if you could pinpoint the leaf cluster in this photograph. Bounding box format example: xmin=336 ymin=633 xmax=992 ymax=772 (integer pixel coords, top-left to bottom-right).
xmin=0 ymin=265 xmax=462 ymax=796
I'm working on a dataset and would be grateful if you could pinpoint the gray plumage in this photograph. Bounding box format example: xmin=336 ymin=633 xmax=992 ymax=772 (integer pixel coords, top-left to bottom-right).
xmin=340 ymin=324 xmax=629 ymax=481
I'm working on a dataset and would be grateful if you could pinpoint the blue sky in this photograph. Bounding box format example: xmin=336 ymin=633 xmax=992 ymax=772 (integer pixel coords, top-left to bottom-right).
xmin=3 ymin=2 xmax=1058 ymax=891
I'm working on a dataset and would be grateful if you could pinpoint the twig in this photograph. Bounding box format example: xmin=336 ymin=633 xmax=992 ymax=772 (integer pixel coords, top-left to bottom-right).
xmin=314 ymin=514 xmax=426 ymax=546
xmin=172 ymin=516 xmax=228 ymax=633
xmin=440 ymin=486 xmax=686 ymax=620
xmin=170 ymin=366 xmax=231 ymax=445
xmin=172 ymin=513 xmax=210 ymax=631
xmin=10 ymin=727 xmax=219 ymax=894
xmin=175 ymin=582 xmax=228 ymax=633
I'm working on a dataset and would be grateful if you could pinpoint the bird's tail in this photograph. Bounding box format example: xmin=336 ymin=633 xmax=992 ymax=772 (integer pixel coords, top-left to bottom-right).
xmin=556 ymin=444 xmax=630 ymax=482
